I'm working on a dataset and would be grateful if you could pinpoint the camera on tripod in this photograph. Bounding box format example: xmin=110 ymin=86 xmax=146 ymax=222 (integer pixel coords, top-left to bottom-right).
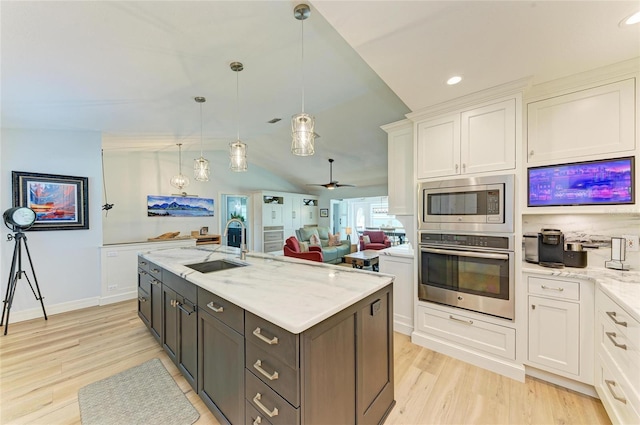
xmin=2 ymin=207 xmax=47 ymax=335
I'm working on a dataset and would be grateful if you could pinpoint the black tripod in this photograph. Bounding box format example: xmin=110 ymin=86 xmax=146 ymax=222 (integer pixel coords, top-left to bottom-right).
xmin=1 ymin=230 xmax=47 ymax=335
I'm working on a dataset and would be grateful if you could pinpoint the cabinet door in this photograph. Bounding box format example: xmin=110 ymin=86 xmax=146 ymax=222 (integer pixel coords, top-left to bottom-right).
xmin=177 ymin=296 xmax=197 ymax=390
xmin=378 ymin=256 xmax=414 ymax=335
xmin=301 ymin=205 xmax=317 ymax=226
xmin=416 ymin=114 xmax=460 ymax=179
xmin=460 ymin=98 xmax=515 ymax=174
xmin=387 ymin=123 xmax=414 ymax=215
xmin=162 ymin=285 xmax=178 ymax=363
xmin=528 ymin=295 xmax=579 ymax=375
xmin=198 ymin=310 xmax=245 ymax=425
xmin=149 ymin=276 xmax=162 ymax=343
xmin=527 ymin=78 xmax=635 ymax=163
xmin=137 ymin=288 xmax=151 ymax=327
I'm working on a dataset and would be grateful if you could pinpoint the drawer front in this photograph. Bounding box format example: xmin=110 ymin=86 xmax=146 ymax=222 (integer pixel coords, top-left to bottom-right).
xmin=264 ymin=232 xmax=284 ymax=242
xmin=596 ymin=354 xmax=640 ymax=425
xmin=138 ymin=270 xmax=151 ymax=294
xmin=263 ymin=241 xmax=283 ymax=253
xmin=138 ymin=256 xmax=150 ymax=272
xmin=528 ymin=276 xmax=580 ymax=301
xmin=163 ymin=270 xmax=197 ymax=301
xmin=148 ymin=261 xmax=163 ymax=281
xmin=245 ymin=371 xmax=299 ymax=425
xmin=597 ymin=289 xmax=640 ymax=345
xmin=246 ymin=400 xmax=274 ymax=425
xmin=246 ymin=341 xmax=300 ymax=407
xmin=416 ymin=304 xmax=515 ymax=360
xmin=245 ymin=312 xmax=299 ymax=369
xmin=137 ymin=287 xmax=151 ymax=325
xmin=197 ymin=287 xmax=244 ymax=335
xmin=598 ymin=311 xmax=640 ymax=393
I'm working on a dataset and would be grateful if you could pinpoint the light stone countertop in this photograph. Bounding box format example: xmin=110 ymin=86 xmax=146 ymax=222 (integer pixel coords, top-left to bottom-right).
xmin=141 ymin=245 xmax=394 ymax=334
xmin=379 ymin=243 xmax=415 ymax=258
xmin=522 ymin=263 xmax=640 ymax=322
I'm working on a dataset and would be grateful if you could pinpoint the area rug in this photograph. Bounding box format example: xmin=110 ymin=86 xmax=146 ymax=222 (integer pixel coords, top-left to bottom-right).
xmin=78 ymin=358 xmax=199 ymax=425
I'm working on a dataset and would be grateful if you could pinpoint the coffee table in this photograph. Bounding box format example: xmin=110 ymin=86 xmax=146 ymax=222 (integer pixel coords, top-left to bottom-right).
xmin=343 ymin=250 xmax=379 ymax=271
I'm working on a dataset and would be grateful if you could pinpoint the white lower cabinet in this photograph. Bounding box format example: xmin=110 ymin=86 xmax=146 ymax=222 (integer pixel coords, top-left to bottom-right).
xmin=595 ymin=287 xmax=640 ymax=424
xmin=378 ymin=253 xmax=414 ymax=335
xmin=524 ymin=274 xmax=593 ymax=385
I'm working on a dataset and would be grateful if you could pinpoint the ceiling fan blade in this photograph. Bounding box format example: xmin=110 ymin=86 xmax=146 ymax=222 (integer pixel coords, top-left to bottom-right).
xmin=336 ymin=183 xmax=356 ymax=187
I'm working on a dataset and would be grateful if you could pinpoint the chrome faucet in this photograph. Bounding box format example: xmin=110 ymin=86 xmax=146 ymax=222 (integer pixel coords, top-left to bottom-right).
xmin=223 ymin=218 xmax=248 ymax=261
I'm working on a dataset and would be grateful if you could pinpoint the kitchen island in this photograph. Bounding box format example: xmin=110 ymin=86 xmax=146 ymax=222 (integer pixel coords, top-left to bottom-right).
xmin=138 ymin=245 xmax=395 ymax=425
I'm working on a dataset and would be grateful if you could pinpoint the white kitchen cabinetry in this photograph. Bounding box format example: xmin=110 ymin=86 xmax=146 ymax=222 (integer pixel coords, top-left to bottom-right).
xmin=261 ymin=195 xmax=284 ymax=227
xmin=595 ymin=287 xmax=640 ymax=424
xmin=284 ymin=194 xmax=302 ymax=240
xmin=525 ymin=274 xmax=594 ymax=385
xmin=527 ymin=78 xmax=635 ymax=164
xmin=378 ymin=248 xmax=414 ymax=335
xmin=415 ymin=97 xmax=517 ymax=179
xmin=382 ymin=120 xmax=414 ymax=215
xmin=301 ymin=197 xmax=318 ymax=226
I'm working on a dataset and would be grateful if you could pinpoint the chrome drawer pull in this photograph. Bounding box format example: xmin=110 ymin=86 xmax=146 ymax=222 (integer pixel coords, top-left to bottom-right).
xmin=138 ymin=270 xmax=147 ymax=276
xmin=207 ymin=302 xmax=224 ymax=313
xmin=253 ymin=359 xmax=279 ymax=381
xmin=138 ymin=296 xmax=147 ymax=302
xmin=253 ymin=327 xmax=279 ymax=345
xmin=605 ymin=380 xmax=627 ymax=404
xmin=253 ymin=393 xmax=278 ymax=418
xmin=606 ymin=311 xmax=627 ymax=327
xmin=449 ymin=315 xmax=473 ymax=325
xmin=605 ymin=332 xmax=627 ymax=350
xmin=541 ymin=285 xmax=563 ymax=292
xmin=253 ymin=417 xmax=262 ymax=425
xmin=140 ymin=261 xmax=147 ymax=265
xmin=150 ymin=279 xmax=159 ymax=285
xmin=151 ymin=268 xmax=160 ymax=273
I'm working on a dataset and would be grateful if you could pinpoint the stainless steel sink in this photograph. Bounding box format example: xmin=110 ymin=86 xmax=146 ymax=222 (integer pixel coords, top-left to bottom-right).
xmin=185 ymin=260 xmax=246 ymax=273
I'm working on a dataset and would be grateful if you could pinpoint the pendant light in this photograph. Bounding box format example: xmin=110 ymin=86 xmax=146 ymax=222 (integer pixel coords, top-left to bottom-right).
xmin=229 ymin=61 xmax=248 ymax=172
xmin=291 ymin=4 xmax=315 ymax=156
xmin=170 ymin=143 xmax=189 ymax=190
xmin=193 ymin=96 xmax=210 ymax=181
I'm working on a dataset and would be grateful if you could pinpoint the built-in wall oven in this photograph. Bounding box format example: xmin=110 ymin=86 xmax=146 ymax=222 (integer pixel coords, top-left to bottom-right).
xmin=418 ymin=232 xmax=515 ymax=320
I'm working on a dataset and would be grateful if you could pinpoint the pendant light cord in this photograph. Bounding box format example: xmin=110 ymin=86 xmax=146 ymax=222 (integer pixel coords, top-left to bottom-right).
xmin=300 ymin=17 xmax=305 ymax=113
xmin=236 ymin=68 xmax=240 ymax=140
xmin=199 ymin=104 xmax=204 ymax=156
xmin=178 ymin=143 xmax=183 ymax=174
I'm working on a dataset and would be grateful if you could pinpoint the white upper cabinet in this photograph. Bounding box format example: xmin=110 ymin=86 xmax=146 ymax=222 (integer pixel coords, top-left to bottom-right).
xmin=383 ymin=120 xmax=414 ymax=215
xmin=527 ymin=78 xmax=636 ymax=164
xmin=416 ymin=97 xmax=517 ymax=179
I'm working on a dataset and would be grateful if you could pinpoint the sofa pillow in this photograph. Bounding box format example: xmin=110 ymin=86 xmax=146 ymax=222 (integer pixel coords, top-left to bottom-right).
xmin=309 ymin=234 xmax=321 ymax=246
xmin=362 ymin=235 xmax=371 ymax=244
xmin=316 ymin=226 xmax=330 ymax=240
xmin=328 ymin=233 xmax=341 ymax=246
xmin=299 ymin=241 xmax=310 ymax=252
xmin=299 ymin=227 xmax=319 ymax=242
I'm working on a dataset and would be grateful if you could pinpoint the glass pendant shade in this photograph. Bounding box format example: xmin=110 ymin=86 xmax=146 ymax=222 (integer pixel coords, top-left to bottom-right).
xmin=291 ymin=112 xmax=315 ymax=156
xmin=194 ymin=156 xmax=210 ymax=181
xmin=170 ymin=143 xmax=190 ymax=190
xmin=229 ymin=140 xmax=247 ymax=172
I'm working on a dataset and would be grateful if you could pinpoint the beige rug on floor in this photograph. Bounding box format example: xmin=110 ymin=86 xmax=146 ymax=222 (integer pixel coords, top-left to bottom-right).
xmin=78 ymin=358 xmax=199 ymax=425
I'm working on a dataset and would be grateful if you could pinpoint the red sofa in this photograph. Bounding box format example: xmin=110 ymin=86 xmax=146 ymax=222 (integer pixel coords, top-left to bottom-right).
xmin=283 ymin=236 xmax=323 ymax=263
xmin=359 ymin=230 xmax=391 ymax=251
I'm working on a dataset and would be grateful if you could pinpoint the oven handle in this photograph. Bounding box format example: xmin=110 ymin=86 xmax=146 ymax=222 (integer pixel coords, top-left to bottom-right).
xmin=420 ymin=246 xmax=510 ymax=261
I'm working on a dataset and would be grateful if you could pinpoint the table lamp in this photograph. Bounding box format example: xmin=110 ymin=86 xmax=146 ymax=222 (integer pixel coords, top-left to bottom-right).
xmin=345 ymin=227 xmax=352 ymax=243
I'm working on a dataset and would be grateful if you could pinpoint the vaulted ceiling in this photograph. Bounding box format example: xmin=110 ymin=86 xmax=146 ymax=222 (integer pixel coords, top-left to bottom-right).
xmin=2 ymin=1 xmax=639 ymax=191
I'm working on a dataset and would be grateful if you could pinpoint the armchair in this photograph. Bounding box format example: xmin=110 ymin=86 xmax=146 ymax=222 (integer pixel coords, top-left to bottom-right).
xmin=359 ymin=230 xmax=391 ymax=251
xmin=283 ymin=236 xmax=323 ymax=263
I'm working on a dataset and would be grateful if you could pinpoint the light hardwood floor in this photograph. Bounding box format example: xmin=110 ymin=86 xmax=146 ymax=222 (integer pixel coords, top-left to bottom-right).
xmin=0 ymin=300 xmax=610 ymax=425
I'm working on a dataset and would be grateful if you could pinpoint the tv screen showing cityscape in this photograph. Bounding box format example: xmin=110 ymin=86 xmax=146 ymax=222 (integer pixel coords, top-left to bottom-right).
xmin=528 ymin=157 xmax=634 ymax=207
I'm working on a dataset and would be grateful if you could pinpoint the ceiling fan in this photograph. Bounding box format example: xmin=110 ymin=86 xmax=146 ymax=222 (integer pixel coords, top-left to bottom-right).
xmin=307 ymin=158 xmax=356 ymax=190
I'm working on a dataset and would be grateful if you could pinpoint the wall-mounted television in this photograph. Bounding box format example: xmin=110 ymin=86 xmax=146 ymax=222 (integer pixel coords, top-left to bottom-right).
xmin=528 ymin=156 xmax=635 ymax=207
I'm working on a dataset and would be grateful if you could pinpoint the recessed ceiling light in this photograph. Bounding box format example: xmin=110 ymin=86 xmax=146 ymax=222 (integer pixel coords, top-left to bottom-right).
xmin=446 ymin=75 xmax=462 ymax=85
xmin=620 ymin=11 xmax=640 ymax=26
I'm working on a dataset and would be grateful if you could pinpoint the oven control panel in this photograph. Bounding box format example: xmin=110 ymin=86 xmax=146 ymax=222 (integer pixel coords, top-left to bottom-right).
xmin=420 ymin=232 xmax=511 ymax=250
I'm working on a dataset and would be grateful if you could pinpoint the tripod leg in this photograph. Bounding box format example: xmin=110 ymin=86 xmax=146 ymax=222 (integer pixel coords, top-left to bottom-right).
xmin=1 ymin=236 xmax=21 ymax=330
xmin=2 ymin=272 xmax=20 ymax=335
xmin=21 ymin=237 xmax=47 ymax=320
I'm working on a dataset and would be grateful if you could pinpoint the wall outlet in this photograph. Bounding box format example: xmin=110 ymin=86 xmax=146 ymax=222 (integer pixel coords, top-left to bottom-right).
xmin=621 ymin=235 xmax=639 ymax=252
xmin=107 ymin=284 xmax=118 ymax=291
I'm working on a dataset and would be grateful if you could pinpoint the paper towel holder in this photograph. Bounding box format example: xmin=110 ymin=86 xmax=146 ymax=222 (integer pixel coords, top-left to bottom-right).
xmin=605 ymin=237 xmax=630 ymax=271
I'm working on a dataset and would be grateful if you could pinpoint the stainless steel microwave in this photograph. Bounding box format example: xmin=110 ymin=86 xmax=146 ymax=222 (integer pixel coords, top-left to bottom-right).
xmin=418 ymin=175 xmax=514 ymax=233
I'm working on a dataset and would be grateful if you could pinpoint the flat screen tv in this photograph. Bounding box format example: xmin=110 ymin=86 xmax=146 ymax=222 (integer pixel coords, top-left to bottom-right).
xmin=528 ymin=156 xmax=635 ymax=207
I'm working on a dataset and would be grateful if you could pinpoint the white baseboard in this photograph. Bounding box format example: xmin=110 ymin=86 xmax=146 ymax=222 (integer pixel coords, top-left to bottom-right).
xmin=411 ymin=331 xmax=526 ymax=382
xmin=99 ymin=290 xmax=137 ymax=306
xmin=526 ymin=366 xmax=598 ymax=398
xmin=393 ymin=318 xmax=413 ymax=336
xmin=6 ymin=297 xmax=100 ymax=324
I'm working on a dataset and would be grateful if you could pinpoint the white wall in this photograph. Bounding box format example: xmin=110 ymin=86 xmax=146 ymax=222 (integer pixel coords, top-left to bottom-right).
xmin=102 ymin=149 xmax=304 ymax=244
xmin=1 ymin=128 xmax=103 ymax=322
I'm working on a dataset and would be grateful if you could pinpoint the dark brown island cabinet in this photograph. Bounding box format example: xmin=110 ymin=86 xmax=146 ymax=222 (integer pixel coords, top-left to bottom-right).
xmin=137 ymin=255 xmax=395 ymax=425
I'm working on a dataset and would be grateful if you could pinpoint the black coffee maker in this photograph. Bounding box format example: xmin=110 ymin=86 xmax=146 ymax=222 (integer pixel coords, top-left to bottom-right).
xmin=538 ymin=228 xmax=564 ymax=268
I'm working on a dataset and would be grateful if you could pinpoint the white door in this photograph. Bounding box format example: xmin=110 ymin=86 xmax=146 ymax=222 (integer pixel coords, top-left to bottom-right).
xmin=416 ymin=114 xmax=460 ymax=179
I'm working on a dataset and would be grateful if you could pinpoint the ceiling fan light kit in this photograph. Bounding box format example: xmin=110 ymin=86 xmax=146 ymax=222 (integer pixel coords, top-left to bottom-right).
xmin=230 ymin=61 xmax=248 ymax=172
xmin=291 ymin=4 xmax=316 ymax=157
xmin=308 ymin=158 xmax=356 ymax=189
xmin=193 ymin=96 xmax=210 ymax=181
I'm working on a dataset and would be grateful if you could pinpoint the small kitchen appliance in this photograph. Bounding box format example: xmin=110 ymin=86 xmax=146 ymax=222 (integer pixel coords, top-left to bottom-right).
xmin=605 ymin=237 xmax=630 ymax=271
xmin=563 ymin=241 xmax=588 ymax=268
xmin=524 ymin=233 xmax=539 ymax=263
xmin=538 ymin=228 xmax=564 ymax=268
